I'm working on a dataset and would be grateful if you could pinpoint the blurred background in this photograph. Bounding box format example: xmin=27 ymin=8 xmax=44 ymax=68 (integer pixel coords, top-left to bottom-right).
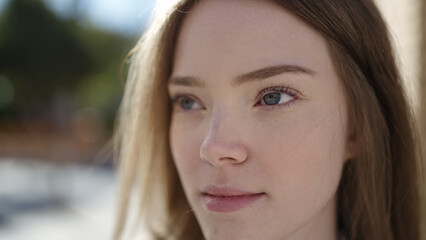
xmin=0 ymin=0 xmax=424 ymax=240
xmin=0 ymin=0 xmax=155 ymax=239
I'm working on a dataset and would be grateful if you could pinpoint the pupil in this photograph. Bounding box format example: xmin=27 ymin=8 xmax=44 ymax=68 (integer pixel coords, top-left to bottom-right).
xmin=181 ymin=98 xmax=194 ymax=109
xmin=263 ymin=93 xmax=281 ymax=105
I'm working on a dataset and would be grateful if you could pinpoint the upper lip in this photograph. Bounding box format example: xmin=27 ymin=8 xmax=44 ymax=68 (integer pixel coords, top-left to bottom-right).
xmin=202 ymin=186 xmax=264 ymax=197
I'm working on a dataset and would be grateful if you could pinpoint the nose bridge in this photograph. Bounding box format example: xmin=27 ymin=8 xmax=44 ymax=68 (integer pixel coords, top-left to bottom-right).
xmin=209 ymin=109 xmax=234 ymax=137
xmin=200 ymin=108 xmax=248 ymax=166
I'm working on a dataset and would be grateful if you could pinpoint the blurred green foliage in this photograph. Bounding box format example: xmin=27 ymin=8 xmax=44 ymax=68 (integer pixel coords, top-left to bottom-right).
xmin=0 ymin=0 xmax=135 ymax=130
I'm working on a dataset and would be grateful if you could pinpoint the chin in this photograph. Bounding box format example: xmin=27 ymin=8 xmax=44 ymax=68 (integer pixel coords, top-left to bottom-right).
xmin=202 ymin=227 xmax=256 ymax=240
xmin=196 ymin=214 xmax=274 ymax=240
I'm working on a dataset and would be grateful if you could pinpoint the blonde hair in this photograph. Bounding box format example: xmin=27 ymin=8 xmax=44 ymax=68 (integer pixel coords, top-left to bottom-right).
xmin=114 ymin=0 xmax=423 ymax=239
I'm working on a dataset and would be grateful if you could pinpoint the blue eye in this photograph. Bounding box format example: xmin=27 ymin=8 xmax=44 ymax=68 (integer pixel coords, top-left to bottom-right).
xmin=260 ymin=91 xmax=294 ymax=106
xmin=173 ymin=96 xmax=203 ymax=111
xmin=263 ymin=92 xmax=281 ymax=105
xmin=181 ymin=97 xmax=195 ymax=110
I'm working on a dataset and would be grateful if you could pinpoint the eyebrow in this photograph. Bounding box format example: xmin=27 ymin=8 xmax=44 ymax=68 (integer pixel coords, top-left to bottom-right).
xmin=168 ymin=64 xmax=315 ymax=88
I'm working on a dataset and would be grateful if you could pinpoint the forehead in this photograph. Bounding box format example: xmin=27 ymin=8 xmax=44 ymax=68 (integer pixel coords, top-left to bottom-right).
xmin=172 ymin=0 xmax=332 ymax=79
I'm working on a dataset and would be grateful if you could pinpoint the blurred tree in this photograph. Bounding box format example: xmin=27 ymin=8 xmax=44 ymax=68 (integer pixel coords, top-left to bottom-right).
xmin=0 ymin=0 xmax=134 ymax=131
xmin=0 ymin=0 xmax=136 ymax=161
xmin=0 ymin=0 xmax=94 ymax=121
xmin=73 ymin=26 xmax=132 ymax=130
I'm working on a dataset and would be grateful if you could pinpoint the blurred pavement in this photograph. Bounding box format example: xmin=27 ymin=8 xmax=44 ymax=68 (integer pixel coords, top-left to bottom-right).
xmin=0 ymin=158 xmax=116 ymax=240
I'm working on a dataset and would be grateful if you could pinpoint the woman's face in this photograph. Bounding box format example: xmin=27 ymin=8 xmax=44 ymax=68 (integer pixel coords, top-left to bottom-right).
xmin=168 ymin=0 xmax=352 ymax=239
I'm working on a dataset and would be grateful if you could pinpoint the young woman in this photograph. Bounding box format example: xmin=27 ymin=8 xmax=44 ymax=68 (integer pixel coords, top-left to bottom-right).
xmin=114 ymin=0 xmax=423 ymax=239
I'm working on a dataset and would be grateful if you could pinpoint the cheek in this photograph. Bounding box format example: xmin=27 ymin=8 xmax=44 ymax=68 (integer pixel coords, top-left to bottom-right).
xmin=169 ymin=117 xmax=204 ymax=184
xmin=254 ymin=102 xmax=347 ymax=209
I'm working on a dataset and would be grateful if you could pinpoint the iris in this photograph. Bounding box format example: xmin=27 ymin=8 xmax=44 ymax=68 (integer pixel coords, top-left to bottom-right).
xmin=263 ymin=92 xmax=281 ymax=105
xmin=181 ymin=98 xmax=195 ymax=110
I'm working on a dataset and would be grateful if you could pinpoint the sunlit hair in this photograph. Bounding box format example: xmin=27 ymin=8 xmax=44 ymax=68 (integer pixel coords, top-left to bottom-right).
xmin=113 ymin=0 xmax=424 ymax=239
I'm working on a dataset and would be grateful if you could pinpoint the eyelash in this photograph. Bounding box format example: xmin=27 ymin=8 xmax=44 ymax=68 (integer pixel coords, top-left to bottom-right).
xmin=170 ymin=84 xmax=301 ymax=111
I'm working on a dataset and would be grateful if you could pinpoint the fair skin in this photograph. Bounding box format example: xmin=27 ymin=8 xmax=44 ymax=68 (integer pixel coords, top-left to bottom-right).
xmin=168 ymin=0 xmax=353 ymax=239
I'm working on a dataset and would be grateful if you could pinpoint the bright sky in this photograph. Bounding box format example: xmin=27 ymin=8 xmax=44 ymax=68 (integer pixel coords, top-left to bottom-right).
xmin=0 ymin=0 xmax=157 ymax=36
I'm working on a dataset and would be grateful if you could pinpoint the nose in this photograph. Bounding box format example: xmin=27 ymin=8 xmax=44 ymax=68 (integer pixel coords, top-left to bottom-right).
xmin=199 ymin=114 xmax=248 ymax=167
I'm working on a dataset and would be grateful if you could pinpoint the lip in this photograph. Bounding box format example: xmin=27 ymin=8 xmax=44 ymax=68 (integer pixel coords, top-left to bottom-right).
xmin=201 ymin=186 xmax=266 ymax=213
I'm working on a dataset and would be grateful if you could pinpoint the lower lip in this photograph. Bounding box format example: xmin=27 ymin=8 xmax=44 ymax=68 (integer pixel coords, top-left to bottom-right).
xmin=202 ymin=193 xmax=265 ymax=213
